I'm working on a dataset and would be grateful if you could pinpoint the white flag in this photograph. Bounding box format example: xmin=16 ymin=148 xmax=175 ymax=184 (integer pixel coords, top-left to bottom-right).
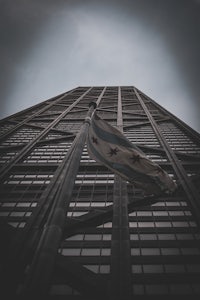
xmin=87 ymin=112 xmax=177 ymax=195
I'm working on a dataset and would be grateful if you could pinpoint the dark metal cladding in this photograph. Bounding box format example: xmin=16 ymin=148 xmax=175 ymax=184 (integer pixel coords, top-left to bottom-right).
xmin=0 ymin=86 xmax=200 ymax=299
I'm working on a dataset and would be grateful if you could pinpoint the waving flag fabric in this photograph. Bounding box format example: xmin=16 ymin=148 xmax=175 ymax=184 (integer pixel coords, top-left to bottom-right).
xmin=87 ymin=112 xmax=177 ymax=195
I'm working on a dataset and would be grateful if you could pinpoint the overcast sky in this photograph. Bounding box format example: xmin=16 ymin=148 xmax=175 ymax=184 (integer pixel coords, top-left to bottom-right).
xmin=0 ymin=0 xmax=200 ymax=132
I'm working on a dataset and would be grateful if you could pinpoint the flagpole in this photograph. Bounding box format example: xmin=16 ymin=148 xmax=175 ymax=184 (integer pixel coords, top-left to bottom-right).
xmin=20 ymin=89 xmax=105 ymax=296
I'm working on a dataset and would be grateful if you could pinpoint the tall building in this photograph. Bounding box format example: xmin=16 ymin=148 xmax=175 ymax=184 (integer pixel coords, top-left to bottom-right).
xmin=0 ymin=86 xmax=200 ymax=299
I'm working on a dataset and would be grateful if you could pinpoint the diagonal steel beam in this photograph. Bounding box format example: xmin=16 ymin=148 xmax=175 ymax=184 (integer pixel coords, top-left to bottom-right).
xmin=0 ymin=90 xmax=75 ymax=140
xmin=0 ymin=88 xmax=92 ymax=179
xmin=54 ymin=254 xmax=107 ymax=299
xmin=19 ymin=89 xmax=106 ymax=297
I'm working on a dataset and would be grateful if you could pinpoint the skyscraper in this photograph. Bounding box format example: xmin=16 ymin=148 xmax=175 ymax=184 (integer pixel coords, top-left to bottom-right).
xmin=0 ymin=86 xmax=200 ymax=299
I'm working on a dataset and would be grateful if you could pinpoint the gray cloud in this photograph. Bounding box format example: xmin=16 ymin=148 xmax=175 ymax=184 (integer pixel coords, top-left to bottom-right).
xmin=0 ymin=0 xmax=200 ymax=132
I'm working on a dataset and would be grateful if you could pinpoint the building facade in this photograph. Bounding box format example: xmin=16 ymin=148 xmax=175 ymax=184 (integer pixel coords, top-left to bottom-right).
xmin=0 ymin=86 xmax=200 ymax=299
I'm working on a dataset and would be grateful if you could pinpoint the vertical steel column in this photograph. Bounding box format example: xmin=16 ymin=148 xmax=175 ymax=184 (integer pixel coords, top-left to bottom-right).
xmin=110 ymin=87 xmax=132 ymax=299
xmin=2 ymin=87 xmax=93 ymax=270
xmin=134 ymin=87 xmax=200 ymax=219
xmin=136 ymin=87 xmax=200 ymax=143
xmin=20 ymin=88 xmax=106 ymax=297
xmin=1 ymin=87 xmax=93 ymax=298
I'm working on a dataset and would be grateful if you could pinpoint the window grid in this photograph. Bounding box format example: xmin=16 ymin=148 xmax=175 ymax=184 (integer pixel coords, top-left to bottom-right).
xmin=23 ymin=142 xmax=71 ymax=164
xmin=159 ymin=122 xmax=200 ymax=154
xmin=124 ymin=128 xmax=160 ymax=148
xmin=133 ymin=283 xmax=200 ymax=295
xmin=0 ymin=151 xmax=19 ymax=165
xmin=1 ymin=86 xmax=200 ymax=298
xmin=0 ymin=127 xmax=41 ymax=146
xmin=67 ymin=167 xmax=114 ymax=218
